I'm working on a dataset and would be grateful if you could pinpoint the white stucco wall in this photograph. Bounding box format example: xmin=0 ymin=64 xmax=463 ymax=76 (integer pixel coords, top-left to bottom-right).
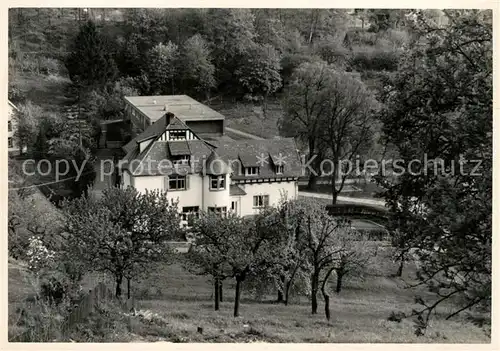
xmin=202 ymin=174 xmax=230 ymax=210
xmin=167 ymin=174 xmax=203 ymax=210
xmin=127 ymin=173 xmax=298 ymax=218
xmin=133 ymin=175 xmax=164 ymax=194
xmin=237 ymin=181 xmax=298 ymax=217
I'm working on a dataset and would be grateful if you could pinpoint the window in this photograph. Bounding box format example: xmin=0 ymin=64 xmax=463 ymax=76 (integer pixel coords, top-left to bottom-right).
xmin=231 ymin=201 xmax=238 ymax=213
xmin=182 ymin=206 xmax=199 ymax=226
xmin=8 ymin=121 xmax=12 ymax=132
xmin=168 ymin=175 xmax=186 ymax=190
xmin=169 ymin=130 xmax=187 ymax=141
xmin=245 ymin=167 xmax=259 ymax=176
xmin=275 ymin=165 xmax=284 ymax=174
xmin=173 ymin=155 xmax=190 ymax=166
xmin=253 ymin=195 xmax=269 ymax=208
xmin=208 ymin=206 xmax=227 ymax=216
xmin=8 ymin=137 xmax=13 ymax=148
xmin=210 ymin=175 xmax=225 ymax=190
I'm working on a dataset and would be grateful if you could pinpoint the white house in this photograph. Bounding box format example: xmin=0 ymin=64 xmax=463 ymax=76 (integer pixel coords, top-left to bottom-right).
xmin=8 ymin=100 xmax=26 ymax=155
xmin=120 ymin=95 xmax=301 ymax=226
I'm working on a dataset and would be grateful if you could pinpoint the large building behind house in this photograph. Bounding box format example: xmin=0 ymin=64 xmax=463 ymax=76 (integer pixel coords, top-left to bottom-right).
xmin=123 ymin=95 xmax=225 ymax=141
xmin=121 ymin=95 xmax=301 ymax=226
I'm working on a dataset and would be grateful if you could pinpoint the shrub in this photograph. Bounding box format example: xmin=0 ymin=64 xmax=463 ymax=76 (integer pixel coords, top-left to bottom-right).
xmin=350 ymin=45 xmax=400 ymax=71
xmin=40 ymin=277 xmax=66 ymax=305
xmin=314 ymin=38 xmax=349 ymax=67
xmin=383 ymin=29 xmax=412 ymax=47
xmin=39 ymin=57 xmax=62 ymax=75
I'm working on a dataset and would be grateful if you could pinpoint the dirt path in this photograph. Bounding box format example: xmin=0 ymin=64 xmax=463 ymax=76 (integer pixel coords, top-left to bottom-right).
xmin=225 ymin=127 xmax=265 ymax=140
xmin=299 ymin=191 xmax=386 ymax=207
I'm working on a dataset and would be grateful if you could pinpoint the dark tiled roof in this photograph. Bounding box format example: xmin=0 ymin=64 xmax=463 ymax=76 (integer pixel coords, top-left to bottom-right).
xmin=166 ymin=116 xmax=190 ymax=130
xmin=205 ymin=151 xmax=230 ymax=175
xmin=215 ymin=138 xmax=302 ymax=179
xmin=169 ymin=141 xmax=190 ymax=156
xmin=136 ymin=113 xmax=171 ymax=142
xmin=238 ymin=153 xmax=259 ymax=167
xmin=122 ymin=113 xmax=170 ymax=154
xmin=230 ymin=184 xmax=247 ymax=196
xmin=121 ymin=112 xmax=301 ymax=179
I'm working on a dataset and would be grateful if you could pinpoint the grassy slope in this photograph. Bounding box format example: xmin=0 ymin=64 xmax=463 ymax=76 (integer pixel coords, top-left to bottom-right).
xmin=127 ymin=248 xmax=488 ymax=342
xmin=208 ymin=99 xmax=282 ymax=139
xmin=8 ymin=245 xmax=490 ymax=342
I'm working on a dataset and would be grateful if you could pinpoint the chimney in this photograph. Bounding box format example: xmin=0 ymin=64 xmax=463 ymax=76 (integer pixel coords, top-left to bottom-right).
xmin=163 ymin=104 xmax=168 ymax=111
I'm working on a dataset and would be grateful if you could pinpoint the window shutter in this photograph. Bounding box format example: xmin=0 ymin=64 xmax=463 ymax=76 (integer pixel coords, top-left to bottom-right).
xmin=164 ymin=176 xmax=169 ymax=191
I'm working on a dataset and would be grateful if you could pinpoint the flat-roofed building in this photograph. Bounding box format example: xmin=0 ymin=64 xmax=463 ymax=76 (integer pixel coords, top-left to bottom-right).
xmin=123 ymin=95 xmax=225 ymax=140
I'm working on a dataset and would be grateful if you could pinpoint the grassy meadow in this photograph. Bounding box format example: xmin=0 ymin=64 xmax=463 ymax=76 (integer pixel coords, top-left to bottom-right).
xmin=9 ymin=242 xmax=490 ymax=343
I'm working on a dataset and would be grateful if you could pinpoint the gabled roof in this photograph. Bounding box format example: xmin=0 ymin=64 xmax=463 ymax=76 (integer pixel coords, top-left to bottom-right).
xmin=166 ymin=116 xmax=190 ymax=130
xmin=122 ymin=113 xmax=171 ymax=154
xmin=238 ymin=153 xmax=259 ymax=168
xmin=230 ymin=184 xmax=247 ymax=196
xmin=121 ymin=111 xmax=302 ymax=179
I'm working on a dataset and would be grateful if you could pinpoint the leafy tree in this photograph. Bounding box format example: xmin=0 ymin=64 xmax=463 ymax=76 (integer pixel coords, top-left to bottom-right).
xmin=378 ymin=10 xmax=492 ymax=334
xmin=279 ymin=61 xmax=333 ymax=190
xmin=14 ymin=101 xmax=42 ymax=155
xmin=184 ymin=213 xmax=234 ymax=311
xmin=318 ymin=71 xmax=379 ymax=204
xmin=85 ymin=78 xmax=139 ymax=121
xmin=179 ymin=34 xmax=216 ymax=100
xmin=189 ymin=212 xmax=276 ymax=317
xmin=235 ymin=43 xmax=282 ymax=112
xmin=62 ymin=187 xmax=182 ymax=298
xmin=206 ymin=9 xmax=257 ymax=87
xmin=145 ymin=41 xmax=179 ymax=95
xmin=65 ymin=20 xmax=118 ymax=87
xmin=253 ymin=9 xmax=286 ymax=51
xmin=8 ymin=160 xmax=64 ymax=259
xmin=293 ymin=198 xmax=347 ymax=316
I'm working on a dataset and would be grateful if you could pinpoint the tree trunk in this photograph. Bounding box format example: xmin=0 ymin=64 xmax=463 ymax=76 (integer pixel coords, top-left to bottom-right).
xmin=335 ymin=272 xmax=343 ymax=293
xmin=214 ymin=278 xmax=220 ymax=311
xmin=284 ymin=264 xmax=298 ymax=306
xmin=277 ymin=290 xmax=284 ymax=303
xmin=308 ymin=173 xmax=318 ymax=190
xmin=115 ymin=275 xmax=123 ymax=298
xmin=284 ymin=279 xmax=292 ymax=306
xmin=234 ymin=278 xmax=243 ymax=317
xmin=263 ymin=94 xmax=268 ymax=117
xmin=277 ymin=274 xmax=285 ymax=303
xmin=219 ymin=280 xmax=223 ymax=302
xmin=307 ymin=138 xmax=319 ymax=190
xmin=311 ymin=272 xmax=319 ymax=314
xmin=397 ymin=256 xmax=404 ymax=277
xmin=127 ymin=278 xmax=131 ymax=299
xmin=331 ymin=188 xmax=339 ymax=205
xmin=321 ymin=267 xmax=336 ymax=321
xmin=331 ymin=157 xmax=340 ymax=205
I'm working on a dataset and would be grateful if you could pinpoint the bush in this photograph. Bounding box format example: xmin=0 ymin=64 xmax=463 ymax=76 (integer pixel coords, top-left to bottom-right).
xmin=39 ymin=57 xmax=62 ymax=75
xmin=350 ymin=45 xmax=400 ymax=71
xmin=383 ymin=29 xmax=412 ymax=47
xmin=314 ymin=38 xmax=349 ymax=67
